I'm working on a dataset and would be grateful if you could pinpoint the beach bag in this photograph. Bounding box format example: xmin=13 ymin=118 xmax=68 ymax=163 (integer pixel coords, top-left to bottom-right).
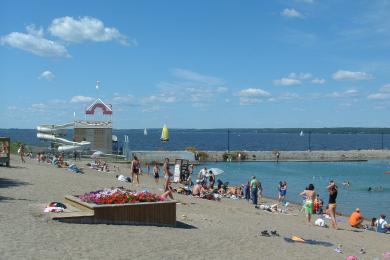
xmin=17 ymin=148 xmax=21 ymax=154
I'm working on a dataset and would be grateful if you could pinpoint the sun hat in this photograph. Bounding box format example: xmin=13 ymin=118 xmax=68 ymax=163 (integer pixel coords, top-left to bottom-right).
xmin=355 ymin=208 xmax=360 ymax=212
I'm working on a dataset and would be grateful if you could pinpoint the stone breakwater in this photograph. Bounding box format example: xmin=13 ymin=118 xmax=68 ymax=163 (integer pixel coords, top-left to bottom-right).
xmin=202 ymin=149 xmax=390 ymax=162
xmin=132 ymin=149 xmax=390 ymax=163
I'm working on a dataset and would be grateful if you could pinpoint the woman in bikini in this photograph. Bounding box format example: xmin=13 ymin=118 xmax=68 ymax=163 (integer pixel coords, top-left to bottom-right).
xmin=327 ymin=181 xmax=338 ymax=229
xmin=299 ymin=183 xmax=316 ymax=223
xmin=163 ymin=158 xmax=173 ymax=192
xmin=153 ymin=162 xmax=160 ymax=184
xmin=130 ymin=156 xmax=140 ymax=184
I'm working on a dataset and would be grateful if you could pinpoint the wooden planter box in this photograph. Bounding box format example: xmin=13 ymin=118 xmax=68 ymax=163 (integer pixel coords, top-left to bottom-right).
xmin=63 ymin=195 xmax=176 ymax=227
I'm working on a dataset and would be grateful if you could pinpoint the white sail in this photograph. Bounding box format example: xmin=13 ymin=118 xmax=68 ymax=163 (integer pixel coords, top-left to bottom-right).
xmin=300 ymin=131 xmax=304 ymax=136
xmin=144 ymin=128 xmax=148 ymax=136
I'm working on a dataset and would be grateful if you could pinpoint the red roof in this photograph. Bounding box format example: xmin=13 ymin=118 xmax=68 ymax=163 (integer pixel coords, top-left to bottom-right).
xmin=85 ymin=98 xmax=112 ymax=115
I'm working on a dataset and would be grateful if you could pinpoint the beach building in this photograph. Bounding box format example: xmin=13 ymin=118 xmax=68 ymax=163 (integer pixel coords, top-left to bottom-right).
xmin=73 ymin=98 xmax=113 ymax=153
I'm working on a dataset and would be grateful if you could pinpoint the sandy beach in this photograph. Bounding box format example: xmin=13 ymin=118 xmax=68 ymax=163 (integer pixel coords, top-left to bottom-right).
xmin=0 ymin=156 xmax=389 ymax=260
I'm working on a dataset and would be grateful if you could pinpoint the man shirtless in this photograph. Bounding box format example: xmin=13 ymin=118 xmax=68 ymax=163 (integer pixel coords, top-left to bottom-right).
xmin=192 ymin=180 xmax=202 ymax=196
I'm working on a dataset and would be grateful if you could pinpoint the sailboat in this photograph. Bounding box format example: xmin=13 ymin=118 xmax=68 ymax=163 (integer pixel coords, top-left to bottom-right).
xmin=144 ymin=128 xmax=148 ymax=136
xmin=161 ymin=124 xmax=169 ymax=142
xmin=300 ymin=130 xmax=304 ymax=137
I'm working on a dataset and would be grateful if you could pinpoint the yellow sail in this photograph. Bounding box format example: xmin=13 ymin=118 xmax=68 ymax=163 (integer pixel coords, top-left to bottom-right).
xmin=161 ymin=124 xmax=169 ymax=142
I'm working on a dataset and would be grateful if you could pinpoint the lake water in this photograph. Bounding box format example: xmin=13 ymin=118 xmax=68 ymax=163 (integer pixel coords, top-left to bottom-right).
xmin=200 ymin=160 xmax=390 ymax=218
xmin=1 ymin=128 xmax=390 ymax=151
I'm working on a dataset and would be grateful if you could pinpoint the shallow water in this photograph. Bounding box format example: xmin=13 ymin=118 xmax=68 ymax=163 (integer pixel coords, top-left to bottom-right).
xmin=201 ymin=160 xmax=390 ymax=218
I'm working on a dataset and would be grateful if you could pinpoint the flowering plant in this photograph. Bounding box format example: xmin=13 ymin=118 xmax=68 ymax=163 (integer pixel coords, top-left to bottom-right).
xmin=78 ymin=187 xmax=163 ymax=205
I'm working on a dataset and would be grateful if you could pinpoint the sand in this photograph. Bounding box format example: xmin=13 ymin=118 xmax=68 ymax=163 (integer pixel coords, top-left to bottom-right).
xmin=0 ymin=156 xmax=389 ymax=260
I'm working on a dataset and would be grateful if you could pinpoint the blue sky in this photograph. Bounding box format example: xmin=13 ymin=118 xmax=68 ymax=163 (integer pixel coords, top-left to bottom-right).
xmin=1 ymin=0 xmax=390 ymax=129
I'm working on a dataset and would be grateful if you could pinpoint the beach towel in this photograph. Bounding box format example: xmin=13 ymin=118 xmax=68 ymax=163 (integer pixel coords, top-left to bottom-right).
xmin=284 ymin=236 xmax=333 ymax=247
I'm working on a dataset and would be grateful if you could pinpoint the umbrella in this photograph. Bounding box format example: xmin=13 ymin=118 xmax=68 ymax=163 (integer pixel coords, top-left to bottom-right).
xmin=91 ymin=151 xmax=104 ymax=159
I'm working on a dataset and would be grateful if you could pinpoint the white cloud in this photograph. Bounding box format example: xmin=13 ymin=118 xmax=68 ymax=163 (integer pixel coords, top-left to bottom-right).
xmin=237 ymin=88 xmax=271 ymax=105
xmin=172 ymin=68 xmax=224 ymax=85
xmin=288 ymin=72 xmax=312 ymax=80
xmin=379 ymin=84 xmax=390 ymax=93
xmin=70 ymin=95 xmax=94 ymax=103
xmin=239 ymin=97 xmax=263 ymax=105
xmin=368 ymin=93 xmax=390 ymax=100
xmin=281 ymin=8 xmax=303 ymax=18
xmin=31 ymin=103 xmax=47 ymax=109
xmin=142 ymin=106 xmax=160 ymax=113
xmin=48 ymin=99 xmax=67 ymax=105
xmin=332 ymin=70 xmax=374 ymax=80
xmin=26 ymin=24 xmax=44 ymax=37
xmin=274 ymin=77 xmax=301 ymax=86
xmin=38 ymin=70 xmax=55 ymax=81
xmin=367 ymin=84 xmax=390 ymax=100
xmin=274 ymin=72 xmax=321 ymax=86
xmin=49 ymin=16 xmax=133 ymax=46
xmin=143 ymin=94 xmax=177 ymax=104
xmin=112 ymin=95 xmax=136 ymax=106
xmin=278 ymin=92 xmax=300 ymax=100
xmin=312 ymin=78 xmax=325 ymax=84
xmin=146 ymin=69 xmax=229 ymax=107
xmin=216 ymin=86 xmax=228 ymax=93
xmin=237 ymin=88 xmax=271 ymax=97
xmin=1 ymin=25 xmax=69 ymax=57
xmin=330 ymin=89 xmax=359 ymax=98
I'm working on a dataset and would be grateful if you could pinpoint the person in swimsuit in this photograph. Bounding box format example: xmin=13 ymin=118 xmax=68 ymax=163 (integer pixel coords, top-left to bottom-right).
xmin=163 ymin=158 xmax=172 ymax=192
xmin=327 ymin=181 xmax=338 ymax=229
xmin=18 ymin=144 xmax=26 ymax=163
xmin=153 ymin=162 xmax=160 ymax=184
xmin=299 ymin=183 xmax=316 ymax=223
xmin=208 ymin=170 xmax=215 ymax=189
xmin=278 ymin=181 xmax=287 ymax=203
xmin=192 ymin=180 xmax=202 ymax=196
xmin=130 ymin=155 xmax=140 ymax=184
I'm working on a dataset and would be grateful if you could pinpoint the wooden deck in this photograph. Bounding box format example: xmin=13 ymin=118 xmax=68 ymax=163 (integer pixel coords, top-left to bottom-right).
xmin=60 ymin=195 xmax=176 ymax=227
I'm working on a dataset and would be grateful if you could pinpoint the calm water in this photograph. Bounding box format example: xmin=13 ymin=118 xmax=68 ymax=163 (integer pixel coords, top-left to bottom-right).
xmin=199 ymin=160 xmax=390 ymax=218
xmin=1 ymin=128 xmax=390 ymax=151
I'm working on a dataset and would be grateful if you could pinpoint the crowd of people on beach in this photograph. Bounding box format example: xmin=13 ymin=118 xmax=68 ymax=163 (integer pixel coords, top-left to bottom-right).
xmin=16 ymin=148 xmax=389 ymax=235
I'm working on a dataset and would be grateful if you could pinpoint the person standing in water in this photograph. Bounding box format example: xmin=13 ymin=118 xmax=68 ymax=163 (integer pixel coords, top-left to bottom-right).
xmin=145 ymin=162 xmax=150 ymax=175
xmin=130 ymin=155 xmax=140 ymax=184
xmin=327 ymin=181 xmax=338 ymax=229
xmin=300 ymin=184 xmax=316 ymax=223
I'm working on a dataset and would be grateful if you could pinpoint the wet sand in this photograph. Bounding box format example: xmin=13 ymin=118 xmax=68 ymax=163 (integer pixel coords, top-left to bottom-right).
xmin=0 ymin=156 xmax=389 ymax=259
